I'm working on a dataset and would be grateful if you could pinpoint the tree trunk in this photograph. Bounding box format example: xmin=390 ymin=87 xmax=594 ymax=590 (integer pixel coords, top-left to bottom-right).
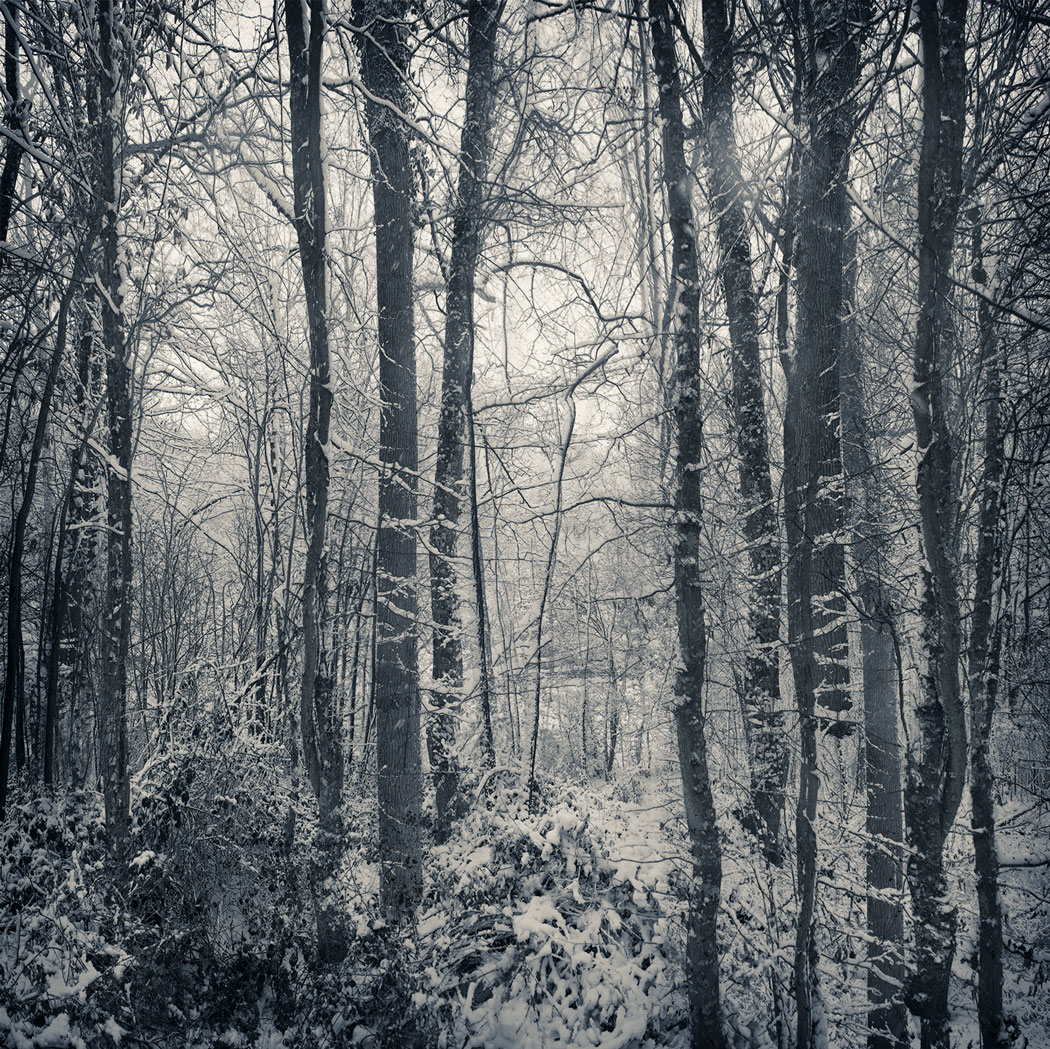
xmin=427 ymin=0 xmax=500 ymax=842
xmin=966 ymin=212 xmax=1007 ymax=1049
xmin=467 ymin=404 xmax=496 ymax=768
xmin=97 ymin=0 xmax=131 ymax=856
xmin=698 ymin=0 xmax=787 ymax=866
xmin=903 ymin=4 xmax=969 ymax=1047
xmin=44 ymin=398 xmax=103 ymax=788
xmin=527 ymin=391 xmax=580 ymax=811
xmin=841 ymin=231 xmax=907 ymax=1049
xmin=0 ymin=1 xmax=24 ymax=248
xmin=355 ymin=0 xmax=423 ymax=922
xmin=0 ymin=226 xmax=100 ymax=814
xmin=62 ymin=297 xmax=103 ymax=788
xmin=285 ymin=0 xmax=344 ymax=961
xmin=649 ymin=2 xmax=725 ymax=1045
xmin=784 ymin=4 xmax=867 ymax=1045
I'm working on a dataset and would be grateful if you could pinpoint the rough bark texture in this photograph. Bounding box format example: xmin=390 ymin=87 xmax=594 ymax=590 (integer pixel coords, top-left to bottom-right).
xmin=784 ymin=4 xmax=866 ymax=1045
xmin=650 ymin=3 xmax=725 ymax=1046
xmin=0 ymin=2 xmax=24 ymax=247
xmin=0 ymin=3 xmax=28 ymax=811
xmin=967 ymin=215 xmax=1007 ymax=1049
xmin=427 ymin=0 xmax=500 ymax=842
xmin=63 ymin=300 xmax=102 ymax=786
xmin=97 ymin=0 xmax=131 ymax=856
xmin=285 ymin=0 xmax=345 ymax=960
xmin=356 ymin=0 xmax=423 ymax=922
xmin=699 ymin=0 xmax=787 ymax=865
xmin=841 ymin=233 xmax=907 ymax=1049
xmin=903 ymin=3 xmax=969 ymax=1047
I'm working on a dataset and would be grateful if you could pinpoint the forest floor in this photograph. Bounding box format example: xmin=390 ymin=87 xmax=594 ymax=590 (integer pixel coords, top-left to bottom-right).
xmin=1 ymin=764 xmax=1048 ymax=1048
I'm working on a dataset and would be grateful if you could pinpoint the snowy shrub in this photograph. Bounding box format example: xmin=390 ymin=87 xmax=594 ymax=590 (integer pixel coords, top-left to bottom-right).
xmin=0 ymin=732 xmax=307 ymax=1048
xmin=418 ymin=782 xmax=683 ymax=1049
xmin=0 ymin=790 xmax=128 ymax=1048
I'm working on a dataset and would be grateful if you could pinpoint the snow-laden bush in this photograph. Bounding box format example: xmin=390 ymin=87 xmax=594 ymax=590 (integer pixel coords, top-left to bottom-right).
xmin=418 ymin=780 xmax=683 ymax=1049
xmin=0 ymin=729 xmax=304 ymax=1048
xmin=0 ymin=790 xmax=130 ymax=1048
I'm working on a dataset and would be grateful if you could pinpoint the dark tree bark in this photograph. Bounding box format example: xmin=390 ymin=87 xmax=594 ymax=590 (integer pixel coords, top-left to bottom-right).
xmin=0 ymin=255 xmax=95 ymax=812
xmin=44 ymin=401 xmax=102 ymax=788
xmin=903 ymin=3 xmax=969 ymax=1047
xmin=0 ymin=2 xmax=31 ymax=810
xmin=285 ymin=0 xmax=345 ymax=961
xmin=427 ymin=0 xmax=500 ymax=842
xmin=467 ymin=404 xmax=496 ymax=768
xmin=44 ymin=509 xmax=70 ymax=787
xmin=97 ymin=0 xmax=131 ymax=856
xmin=699 ymin=0 xmax=787 ymax=865
xmin=61 ymin=298 xmax=103 ymax=787
xmin=0 ymin=1 xmax=25 ymax=247
xmin=966 ymin=212 xmax=1008 ymax=1049
xmin=649 ymin=2 xmax=725 ymax=1045
xmin=355 ymin=0 xmax=423 ymax=921
xmin=783 ymin=3 xmax=867 ymax=1045
xmin=841 ymin=232 xmax=907 ymax=1049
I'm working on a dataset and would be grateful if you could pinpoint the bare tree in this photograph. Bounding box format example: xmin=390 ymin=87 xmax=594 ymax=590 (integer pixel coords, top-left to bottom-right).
xmin=354 ymin=0 xmax=423 ymax=921
xmin=902 ymin=2 xmax=969 ymax=1047
xmin=284 ymin=0 xmax=345 ymax=959
xmin=649 ymin=1 xmax=725 ymax=1044
xmin=97 ymin=0 xmax=132 ymax=855
xmin=841 ymin=228 xmax=907 ymax=1049
xmin=782 ymin=1 xmax=867 ymax=1043
xmin=0 ymin=2 xmax=25 ymax=246
xmin=966 ymin=206 xmax=1008 ymax=1049
xmin=427 ymin=0 xmax=501 ymax=842
xmin=698 ymin=0 xmax=787 ymax=865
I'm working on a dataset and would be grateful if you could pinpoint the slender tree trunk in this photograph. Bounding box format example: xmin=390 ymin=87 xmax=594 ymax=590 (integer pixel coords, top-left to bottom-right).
xmin=527 ymin=390 xmax=581 ymax=810
xmin=467 ymin=404 xmax=496 ymax=768
xmin=97 ymin=0 xmax=131 ymax=856
xmin=44 ymin=507 xmax=70 ymax=788
xmin=0 ymin=1 xmax=24 ymax=248
xmin=784 ymin=4 xmax=867 ymax=1045
xmin=841 ymin=231 xmax=907 ymax=1049
xmin=61 ymin=298 xmax=103 ymax=787
xmin=699 ymin=0 xmax=787 ymax=865
xmin=355 ymin=0 xmax=423 ymax=921
xmin=903 ymin=4 xmax=969 ymax=1047
xmin=44 ymin=406 xmax=103 ymax=788
xmin=427 ymin=0 xmax=500 ymax=841
xmin=285 ymin=0 xmax=344 ymax=960
xmin=967 ymin=211 xmax=1007 ymax=1049
xmin=0 ymin=222 xmax=99 ymax=814
xmin=649 ymin=2 xmax=725 ymax=1045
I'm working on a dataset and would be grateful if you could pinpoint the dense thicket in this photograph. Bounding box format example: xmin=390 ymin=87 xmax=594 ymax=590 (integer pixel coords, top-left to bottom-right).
xmin=1 ymin=2 xmax=1049 ymax=1047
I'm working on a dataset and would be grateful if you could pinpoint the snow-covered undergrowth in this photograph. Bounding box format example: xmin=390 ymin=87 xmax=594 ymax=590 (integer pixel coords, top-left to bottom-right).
xmin=0 ymin=743 xmax=299 ymax=1048
xmin=416 ymin=776 xmax=685 ymax=1048
xmin=2 ymin=764 xmax=1047 ymax=1048
xmin=0 ymin=770 xmax=692 ymax=1048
